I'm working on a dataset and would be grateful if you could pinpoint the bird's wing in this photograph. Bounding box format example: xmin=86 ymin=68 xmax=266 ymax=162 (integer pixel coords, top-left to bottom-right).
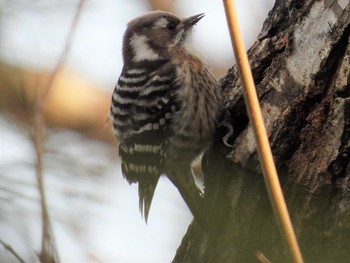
xmin=111 ymin=60 xmax=179 ymax=221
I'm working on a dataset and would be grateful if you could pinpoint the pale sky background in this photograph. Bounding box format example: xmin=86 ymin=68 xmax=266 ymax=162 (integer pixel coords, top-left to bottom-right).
xmin=0 ymin=1 xmax=274 ymax=262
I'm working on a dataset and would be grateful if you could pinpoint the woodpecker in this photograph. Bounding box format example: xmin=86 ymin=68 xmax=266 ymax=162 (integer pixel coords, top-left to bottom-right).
xmin=110 ymin=11 xmax=221 ymax=227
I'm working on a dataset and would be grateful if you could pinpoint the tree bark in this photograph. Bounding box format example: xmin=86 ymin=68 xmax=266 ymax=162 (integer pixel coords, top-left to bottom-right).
xmin=173 ymin=0 xmax=350 ymax=262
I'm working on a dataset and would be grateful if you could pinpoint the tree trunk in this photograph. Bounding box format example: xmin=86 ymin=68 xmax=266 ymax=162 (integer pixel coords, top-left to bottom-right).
xmin=173 ymin=0 xmax=350 ymax=262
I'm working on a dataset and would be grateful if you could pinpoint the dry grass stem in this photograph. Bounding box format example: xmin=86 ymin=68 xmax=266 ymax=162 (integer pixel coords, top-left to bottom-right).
xmin=223 ymin=1 xmax=304 ymax=263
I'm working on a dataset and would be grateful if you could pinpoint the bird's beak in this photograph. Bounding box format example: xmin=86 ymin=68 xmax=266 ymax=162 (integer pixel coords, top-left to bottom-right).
xmin=183 ymin=13 xmax=205 ymax=29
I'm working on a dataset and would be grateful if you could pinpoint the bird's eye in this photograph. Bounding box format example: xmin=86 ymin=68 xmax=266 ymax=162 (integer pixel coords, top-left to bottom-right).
xmin=167 ymin=22 xmax=176 ymax=30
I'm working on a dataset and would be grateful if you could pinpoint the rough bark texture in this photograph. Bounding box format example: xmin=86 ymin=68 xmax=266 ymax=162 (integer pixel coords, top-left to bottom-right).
xmin=173 ymin=0 xmax=350 ymax=262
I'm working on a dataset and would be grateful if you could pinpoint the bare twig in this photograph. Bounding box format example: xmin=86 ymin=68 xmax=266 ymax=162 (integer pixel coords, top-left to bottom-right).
xmin=256 ymin=251 xmax=272 ymax=263
xmin=0 ymin=239 xmax=26 ymax=263
xmin=31 ymin=1 xmax=86 ymax=263
xmin=39 ymin=0 xmax=86 ymax=107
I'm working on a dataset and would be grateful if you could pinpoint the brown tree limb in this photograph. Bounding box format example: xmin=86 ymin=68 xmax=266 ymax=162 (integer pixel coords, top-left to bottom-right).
xmin=0 ymin=65 xmax=115 ymax=143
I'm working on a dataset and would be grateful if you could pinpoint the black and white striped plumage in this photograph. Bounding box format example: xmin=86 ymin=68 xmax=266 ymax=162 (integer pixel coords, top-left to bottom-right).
xmin=110 ymin=11 xmax=221 ymax=225
xmin=112 ymin=60 xmax=178 ymax=219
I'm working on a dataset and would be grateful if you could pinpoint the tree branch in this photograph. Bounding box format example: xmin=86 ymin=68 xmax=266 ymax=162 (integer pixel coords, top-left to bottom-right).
xmin=0 ymin=239 xmax=26 ymax=263
xmin=30 ymin=1 xmax=86 ymax=262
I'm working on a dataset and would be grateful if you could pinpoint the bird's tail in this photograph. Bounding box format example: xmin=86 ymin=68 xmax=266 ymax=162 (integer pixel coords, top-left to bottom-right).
xmin=119 ymin=143 xmax=163 ymax=223
xmin=121 ymin=161 xmax=161 ymax=223
xmin=137 ymin=175 xmax=160 ymax=222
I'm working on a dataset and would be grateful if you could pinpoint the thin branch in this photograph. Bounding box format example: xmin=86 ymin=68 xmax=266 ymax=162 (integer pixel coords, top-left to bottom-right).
xmin=31 ymin=1 xmax=86 ymax=262
xmin=256 ymin=251 xmax=272 ymax=263
xmin=0 ymin=239 xmax=26 ymax=263
xmin=38 ymin=0 xmax=86 ymax=110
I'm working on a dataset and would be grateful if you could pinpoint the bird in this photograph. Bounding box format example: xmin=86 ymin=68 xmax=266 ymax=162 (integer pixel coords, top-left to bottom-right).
xmin=109 ymin=11 xmax=221 ymax=228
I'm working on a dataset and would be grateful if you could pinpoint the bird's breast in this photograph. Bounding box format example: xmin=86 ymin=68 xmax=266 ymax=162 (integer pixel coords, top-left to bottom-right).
xmin=167 ymin=55 xmax=221 ymax=160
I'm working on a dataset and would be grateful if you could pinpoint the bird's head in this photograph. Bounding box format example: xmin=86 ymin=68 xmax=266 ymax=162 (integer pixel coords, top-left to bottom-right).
xmin=122 ymin=11 xmax=205 ymax=64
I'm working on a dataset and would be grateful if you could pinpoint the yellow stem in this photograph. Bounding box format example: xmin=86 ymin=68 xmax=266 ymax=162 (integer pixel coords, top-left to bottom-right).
xmin=222 ymin=1 xmax=304 ymax=263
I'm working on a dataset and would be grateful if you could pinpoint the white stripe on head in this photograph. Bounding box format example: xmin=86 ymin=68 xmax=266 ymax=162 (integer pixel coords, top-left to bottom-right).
xmin=130 ymin=34 xmax=159 ymax=62
xmin=153 ymin=17 xmax=169 ymax=28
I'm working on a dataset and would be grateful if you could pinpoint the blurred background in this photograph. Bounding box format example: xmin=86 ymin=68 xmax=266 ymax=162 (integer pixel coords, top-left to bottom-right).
xmin=0 ymin=0 xmax=274 ymax=262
